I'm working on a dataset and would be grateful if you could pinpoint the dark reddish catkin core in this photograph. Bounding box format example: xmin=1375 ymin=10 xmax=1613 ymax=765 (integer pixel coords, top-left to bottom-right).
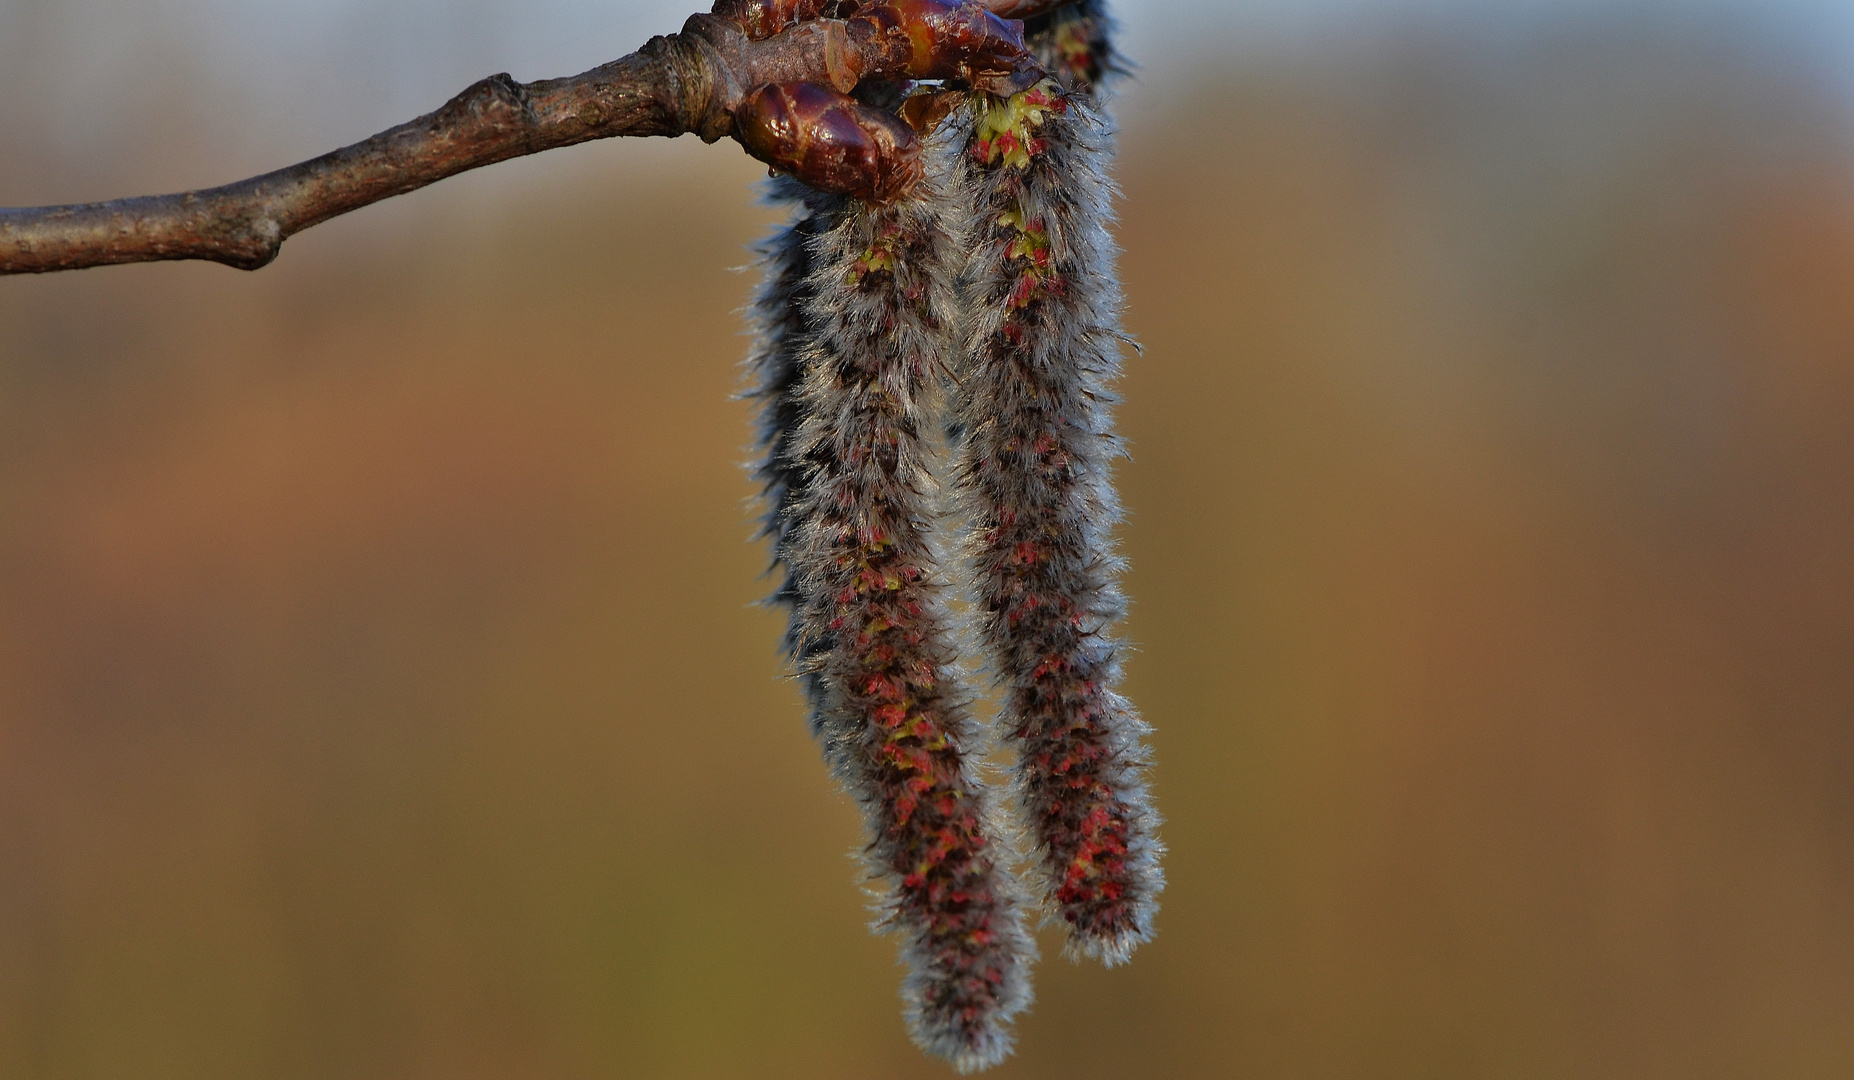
xmin=750 ymin=170 xmax=1035 ymax=1069
xmin=951 ymin=1 xmax=1162 ymax=965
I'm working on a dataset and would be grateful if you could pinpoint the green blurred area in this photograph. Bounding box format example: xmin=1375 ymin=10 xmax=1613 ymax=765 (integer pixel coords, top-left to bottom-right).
xmin=6 ymin=13 xmax=1854 ymax=1079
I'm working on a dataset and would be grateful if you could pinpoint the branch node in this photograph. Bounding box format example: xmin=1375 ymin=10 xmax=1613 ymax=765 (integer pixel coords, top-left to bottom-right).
xmin=220 ymin=214 xmax=284 ymax=271
xmin=440 ymin=73 xmax=537 ymax=132
xmin=680 ymin=14 xmax=750 ymax=141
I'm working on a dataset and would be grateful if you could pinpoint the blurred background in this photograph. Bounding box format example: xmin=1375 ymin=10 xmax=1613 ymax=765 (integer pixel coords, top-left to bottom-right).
xmin=6 ymin=0 xmax=1854 ymax=1076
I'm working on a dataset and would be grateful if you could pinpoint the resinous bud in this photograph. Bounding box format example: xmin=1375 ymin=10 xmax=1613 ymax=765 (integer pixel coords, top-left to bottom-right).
xmin=982 ymin=0 xmax=1072 ymax=19
xmin=711 ymin=0 xmax=837 ymax=39
xmin=852 ymin=0 xmax=1039 ymax=93
xmin=735 ymin=82 xmax=923 ymax=203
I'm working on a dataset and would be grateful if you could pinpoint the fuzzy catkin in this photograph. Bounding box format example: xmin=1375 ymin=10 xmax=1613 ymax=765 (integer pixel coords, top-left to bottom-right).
xmin=749 ymin=171 xmax=1036 ymax=1070
xmin=949 ymin=29 xmax=1163 ymax=962
xmin=1023 ymin=0 xmax=1126 ymax=93
xmin=746 ymin=178 xmax=824 ymax=639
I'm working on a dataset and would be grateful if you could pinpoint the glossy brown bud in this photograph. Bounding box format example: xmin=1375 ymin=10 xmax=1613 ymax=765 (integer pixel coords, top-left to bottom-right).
xmin=711 ymin=0 xmax=835 ymax=40
xmin=981 ymin=0 xmax=1071 ymax=19
xmin=735 ymin=82 xmax=923 ymax=203
xmin=852 ymin=0 xmax=1040 ymax=94
xmin=898 ymin=87 xmax=965 ymax=133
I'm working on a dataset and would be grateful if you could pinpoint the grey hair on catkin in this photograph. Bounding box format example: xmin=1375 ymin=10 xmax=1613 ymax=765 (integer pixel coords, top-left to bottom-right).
xmin=746 ymin=138 xmax=1037 ymax=1070
xmin=744 ymin=177 xmax=828 ymax=657
xmin=948 ymin=0 xmax=1165 ymax=965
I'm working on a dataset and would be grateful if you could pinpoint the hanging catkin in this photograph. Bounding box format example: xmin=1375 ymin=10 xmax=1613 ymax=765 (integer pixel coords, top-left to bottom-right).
xmin=949 ymin=0 xmax=1163 ymax=965
xmin=748 ymin=158 xmax=1036 ymax=1070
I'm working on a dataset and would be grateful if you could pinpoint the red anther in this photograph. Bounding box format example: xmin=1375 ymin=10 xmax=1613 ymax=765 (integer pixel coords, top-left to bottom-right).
xmin=735 ymin=82 xmax=923 ymax=203
xmin=850 ymin=0 xmax=1040 ymax=93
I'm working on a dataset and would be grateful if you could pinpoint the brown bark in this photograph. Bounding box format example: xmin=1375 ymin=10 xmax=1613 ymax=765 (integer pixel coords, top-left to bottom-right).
xmin=0 ymin=0 xmax=1074 ymax=276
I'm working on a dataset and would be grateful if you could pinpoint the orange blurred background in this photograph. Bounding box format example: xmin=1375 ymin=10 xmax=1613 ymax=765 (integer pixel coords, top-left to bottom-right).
xmin=5 ymin=2 xmax=1854 ymax=1076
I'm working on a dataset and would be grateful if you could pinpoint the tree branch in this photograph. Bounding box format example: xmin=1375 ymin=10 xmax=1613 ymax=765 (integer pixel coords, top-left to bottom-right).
xmin=0 ymin=0 xmax=1073 ymax=276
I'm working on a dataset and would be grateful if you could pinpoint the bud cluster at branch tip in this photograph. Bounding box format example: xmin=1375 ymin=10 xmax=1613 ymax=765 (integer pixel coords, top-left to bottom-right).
xmin=715 ymin=0 xmax=1047 ymax=201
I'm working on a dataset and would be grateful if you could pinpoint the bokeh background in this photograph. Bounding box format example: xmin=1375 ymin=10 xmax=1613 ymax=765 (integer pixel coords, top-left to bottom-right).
xmin=6 ymin=0 xmax=1854 ymax=1076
